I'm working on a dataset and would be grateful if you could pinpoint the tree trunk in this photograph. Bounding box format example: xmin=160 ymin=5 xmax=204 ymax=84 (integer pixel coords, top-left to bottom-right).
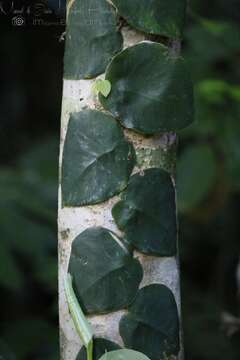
xmin=58 ymin=14 xmax=183 ymax=360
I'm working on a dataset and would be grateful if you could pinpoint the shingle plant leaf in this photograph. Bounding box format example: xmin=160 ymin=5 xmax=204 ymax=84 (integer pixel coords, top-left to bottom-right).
xmin=62 ymin=109 xmax=135 ymax=206
xmin=119 ymin=284 xmax=180 ymax=360
xmin=64 ymin=0 xmax=123 ymax=79
xmin=100 ymin=42 xmax=194 ymax=135
xmin=99 ymin=349 xmax=151 ymax=360
xmin=110 ymin=0 xmax=186 ymax=38
xmin=77 ymin=338 xmax=121 ymax=360
xmin=112 ymin=168 xmax=177 ymax=256
xmin=92 ymin=79 xmax=112 ymax=98
xmin=68 ymin=227 xmax=143 ymax=314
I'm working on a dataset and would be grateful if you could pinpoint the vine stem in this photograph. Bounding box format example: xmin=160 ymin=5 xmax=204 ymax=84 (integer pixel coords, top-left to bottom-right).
xmin=66 ymin=0 xmax=75 ymax=21
xmin=64 ymin=274 xmax=93 ymax=360
xmin=87 ymin=340 xmax=93 ymax=360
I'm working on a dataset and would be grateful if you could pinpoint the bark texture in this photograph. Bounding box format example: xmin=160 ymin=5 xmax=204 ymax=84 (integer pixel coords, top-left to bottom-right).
xmin=58 ymin=25 xmax=183 ymax=360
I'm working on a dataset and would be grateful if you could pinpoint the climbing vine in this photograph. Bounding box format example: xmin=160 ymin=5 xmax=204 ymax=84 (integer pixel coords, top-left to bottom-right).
xmin=60 ymin=0 xmax=194 ymax=359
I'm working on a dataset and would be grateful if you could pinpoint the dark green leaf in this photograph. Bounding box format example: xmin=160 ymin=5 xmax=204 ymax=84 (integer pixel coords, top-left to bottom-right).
xmin=64 ymin=0 xmax=123 ymax=79
xmin=119 ymin=284 xmax=180 ymax=360
xmin=62 ymin=109 xmax=135 ymax=206
xmin=177 ymin=144 xmax=217 ymax=212
xmin=77 ymin=338 xmax=121 ymax=360
xmin=111 ymin=0 xmax=186 ymax=38
xmin=69 ymin=227 xmax=143 ymax=314
xmin=99 ymin=349 xmax=151 ymax=360
xmin=112 ymin=168 xmax=177 ymax=256
xmin=100 ymin=42 xmax=194 ymax=134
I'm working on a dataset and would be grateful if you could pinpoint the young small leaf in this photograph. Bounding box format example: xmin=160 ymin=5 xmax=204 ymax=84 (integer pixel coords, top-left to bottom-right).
xmin=93 ymin=79 xmax=112 ymax=97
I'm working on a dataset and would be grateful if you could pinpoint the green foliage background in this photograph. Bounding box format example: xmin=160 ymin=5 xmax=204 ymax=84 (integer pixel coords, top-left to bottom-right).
xmin=0 ymin=0 xmax=240 ymax=359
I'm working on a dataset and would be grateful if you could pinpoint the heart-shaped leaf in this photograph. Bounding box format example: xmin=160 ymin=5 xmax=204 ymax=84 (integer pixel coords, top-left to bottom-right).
xmin=92 ymin=80 xmax=112 ymax=97
xmin=119 ymin=284 xmax=180 ymax=360
xmin=64 ymin=0 xmax=123 ymax=79
xmin=112 ymin=168 xmax=177 ymax=256
xmin=62 ymin=109 xmax=135 ymax=206
xmin=100 ymin=42 xmax=194 ymax=134
xmin=69 ymin=227 xmax=143 ymax=314
xmin=111 ymin=0 xmax=186 ymax=38
xmin=77 ymin=338 xmax=121 ymax=360
xmin=99 ymin=349 xmax=151 ymax=360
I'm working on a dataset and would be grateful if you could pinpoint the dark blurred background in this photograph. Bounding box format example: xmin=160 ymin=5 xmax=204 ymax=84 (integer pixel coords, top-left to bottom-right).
xmin=0 ymin=0 xmax=240 ymax=359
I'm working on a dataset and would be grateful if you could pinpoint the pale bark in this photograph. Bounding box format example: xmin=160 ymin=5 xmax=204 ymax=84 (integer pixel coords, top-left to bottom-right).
xmin=58 ymin=26 xmax=183 ymax=360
